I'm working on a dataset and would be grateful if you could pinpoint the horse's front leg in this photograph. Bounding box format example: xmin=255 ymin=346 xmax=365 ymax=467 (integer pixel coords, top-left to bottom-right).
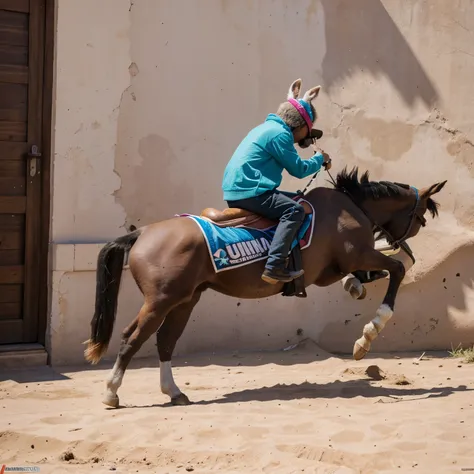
xmin=352 ymin=249 xmax=406 ymax=360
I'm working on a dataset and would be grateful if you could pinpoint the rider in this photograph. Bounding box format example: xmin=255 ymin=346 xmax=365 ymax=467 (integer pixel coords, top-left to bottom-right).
xmin=222 ymin=79 xmax=331 ymax=284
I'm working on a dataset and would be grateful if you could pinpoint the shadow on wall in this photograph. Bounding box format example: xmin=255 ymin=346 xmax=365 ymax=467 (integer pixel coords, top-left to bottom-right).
xmin=320 ymin=0 xmax=439 ymax=108
xmin=319 ymin=243 xmax=474 ymax=353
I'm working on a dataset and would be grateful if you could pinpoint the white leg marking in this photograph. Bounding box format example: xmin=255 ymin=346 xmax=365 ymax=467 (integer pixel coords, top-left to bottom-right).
xmin=363 ymin=304 xmax=393 ymax=343
xmin=355 ymin=304 xmax=394 ymax=355
xmin=160 ymin=361 xmax=182 ymax=398
xmin=103 ymin=360 xmax=123 ymax=407
xmin=372 ymin=304 xmax=393 ymax=332
xmin=342 ymin=275 xmax=365 ymax=300
xmin=106 ymin=360 xmax=124 ymax=394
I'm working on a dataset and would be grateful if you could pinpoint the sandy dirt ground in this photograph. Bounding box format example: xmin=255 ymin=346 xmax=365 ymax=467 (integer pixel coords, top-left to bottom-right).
xmin=1 ymin=340 xmax=474 ymax=474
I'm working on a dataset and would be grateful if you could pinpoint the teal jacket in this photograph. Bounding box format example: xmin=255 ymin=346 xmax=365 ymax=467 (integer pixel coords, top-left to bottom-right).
xmin=222 ymin=114 xmax=324 ymax=201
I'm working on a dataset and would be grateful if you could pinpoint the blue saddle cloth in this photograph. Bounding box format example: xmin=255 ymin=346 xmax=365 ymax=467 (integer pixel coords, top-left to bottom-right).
xmin=184 ymin=212 xmax=313 ymax=272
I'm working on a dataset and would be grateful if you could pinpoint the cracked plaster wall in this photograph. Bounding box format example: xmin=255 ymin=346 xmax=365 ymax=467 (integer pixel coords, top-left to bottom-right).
xmin=50 ymin=0 xmax=474 ymax=365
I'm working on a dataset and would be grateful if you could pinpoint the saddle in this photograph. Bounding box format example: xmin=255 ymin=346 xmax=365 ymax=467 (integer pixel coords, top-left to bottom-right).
xmin=199 ymin=197 xmax=313 ymax=298
xmin=200 ymin=200 xmax=313 ymax=229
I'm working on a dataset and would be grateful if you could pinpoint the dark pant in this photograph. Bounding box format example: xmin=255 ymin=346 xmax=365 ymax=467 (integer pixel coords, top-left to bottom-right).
xmin=227 ymin=190 xmax=305 ymax=270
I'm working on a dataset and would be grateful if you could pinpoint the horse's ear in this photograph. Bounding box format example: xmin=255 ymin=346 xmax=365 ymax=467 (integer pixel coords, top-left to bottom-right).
xmin=287 ymin=78 xmax=302 ymax=100
xmin=303 ymin=85 xmax=321 ymax=103
xmin=420 ymin=180 xmax=447 ymax=198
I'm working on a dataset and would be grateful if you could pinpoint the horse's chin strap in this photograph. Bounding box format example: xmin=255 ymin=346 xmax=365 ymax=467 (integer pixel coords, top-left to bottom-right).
xmin=325 ymin=169 xmax=419 ymax=265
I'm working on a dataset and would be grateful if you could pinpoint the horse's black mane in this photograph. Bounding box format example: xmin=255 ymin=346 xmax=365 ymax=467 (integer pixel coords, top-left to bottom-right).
xmin=334 ymin=167 xmax=439 ymax=218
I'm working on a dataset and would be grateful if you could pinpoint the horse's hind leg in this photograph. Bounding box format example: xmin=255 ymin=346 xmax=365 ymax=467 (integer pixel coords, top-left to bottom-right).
xmin=156 ymin=291 xmax=202 ymax=406
xmin=103 ymin=298 xmax=174 ymax=408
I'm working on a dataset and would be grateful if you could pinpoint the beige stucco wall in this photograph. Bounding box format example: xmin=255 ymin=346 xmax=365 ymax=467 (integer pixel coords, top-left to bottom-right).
xmin=48 ymin=0 xmax=474 ymax=365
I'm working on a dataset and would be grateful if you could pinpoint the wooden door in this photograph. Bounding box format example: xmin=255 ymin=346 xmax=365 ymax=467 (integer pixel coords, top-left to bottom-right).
xmin=0 ymin=0 xmax=45 ymax=344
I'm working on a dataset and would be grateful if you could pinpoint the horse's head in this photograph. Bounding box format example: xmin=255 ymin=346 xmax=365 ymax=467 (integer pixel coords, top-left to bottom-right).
xmin=276 ymin=78 xmax=323 ymax=147
xmin=382 ymin=181 xmax=447 ymax=245
xmin=335 ymin=168 xmax=447 ymax=247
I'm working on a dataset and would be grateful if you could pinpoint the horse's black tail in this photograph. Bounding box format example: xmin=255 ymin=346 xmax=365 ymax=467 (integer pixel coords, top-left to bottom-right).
xmin=84 ymin=229 xmax=142 ymax=364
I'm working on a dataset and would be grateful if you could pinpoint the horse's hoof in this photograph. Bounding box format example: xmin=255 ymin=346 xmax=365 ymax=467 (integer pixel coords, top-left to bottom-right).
xmin=348 ymin=283 xmax=366 ymax=300
xmin=102 ymin=394 xmax=120 ymax=408
xmin=353 ymin=340 xmax=369 ymax=361
xmin=357 ymin=286 xmax=367 ymax=300
xmin=171 ymin=393 xmax=192 ymax=406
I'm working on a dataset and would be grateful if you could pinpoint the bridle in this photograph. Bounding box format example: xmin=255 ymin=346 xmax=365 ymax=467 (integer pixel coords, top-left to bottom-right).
xmin=383 ymin=186 xmax=427 ymax=245
xmin=325 ymin=169 xmax=425 ymax=265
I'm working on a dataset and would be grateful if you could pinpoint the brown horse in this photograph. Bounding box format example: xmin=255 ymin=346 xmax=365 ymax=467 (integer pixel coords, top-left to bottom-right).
xmin=84 ymin=167 xmax=446 ymax=408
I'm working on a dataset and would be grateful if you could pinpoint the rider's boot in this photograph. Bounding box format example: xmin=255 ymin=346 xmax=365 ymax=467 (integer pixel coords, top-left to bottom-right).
xmin=262 ymin=265 xmax=304 ymax=284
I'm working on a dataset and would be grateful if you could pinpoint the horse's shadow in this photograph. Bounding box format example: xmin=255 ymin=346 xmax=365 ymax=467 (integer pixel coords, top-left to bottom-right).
xmin=126 ymin=379 xmax=471 ymax=409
